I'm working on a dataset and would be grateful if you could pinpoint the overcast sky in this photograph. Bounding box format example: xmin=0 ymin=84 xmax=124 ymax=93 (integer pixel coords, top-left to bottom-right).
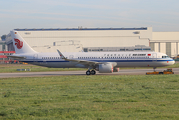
xmin=0 ymin=0 xmax=179 ymax=36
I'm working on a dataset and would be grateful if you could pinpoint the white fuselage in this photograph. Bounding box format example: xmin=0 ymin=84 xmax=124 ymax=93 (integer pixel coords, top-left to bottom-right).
xmin=16 ymin=51 xmax=175 ymax=68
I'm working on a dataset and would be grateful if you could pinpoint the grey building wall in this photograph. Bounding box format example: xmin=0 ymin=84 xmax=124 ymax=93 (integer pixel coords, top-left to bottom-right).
xmin=151 ymin=32 xmax=179 ymax=57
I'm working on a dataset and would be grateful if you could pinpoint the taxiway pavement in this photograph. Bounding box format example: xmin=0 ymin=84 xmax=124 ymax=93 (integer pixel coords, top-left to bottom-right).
xmin=0 ymin=68 xmax=178 ymax=78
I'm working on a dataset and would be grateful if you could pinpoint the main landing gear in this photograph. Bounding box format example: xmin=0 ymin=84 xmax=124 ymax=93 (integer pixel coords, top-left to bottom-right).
xmin=86 ymin=70 xmax=96 ymax=75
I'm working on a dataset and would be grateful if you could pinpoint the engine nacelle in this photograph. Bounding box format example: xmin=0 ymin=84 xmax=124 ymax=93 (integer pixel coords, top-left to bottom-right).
xmin=97 ymin=63 xmax=113 ymax=73
xmin=113 ymin=67 xmax=120 ymax=72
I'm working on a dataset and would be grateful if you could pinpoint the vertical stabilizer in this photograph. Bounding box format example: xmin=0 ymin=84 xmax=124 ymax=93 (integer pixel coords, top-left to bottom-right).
xmin=10 ymin=31 xmax=37 ymax=54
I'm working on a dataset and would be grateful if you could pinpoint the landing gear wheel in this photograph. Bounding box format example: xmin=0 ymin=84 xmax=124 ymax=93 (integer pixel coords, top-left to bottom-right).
xmin=86 ymin=70 xmax=91 ymax=75
xmin=153 ymin=67 xmax=156 ymax=72
xmin=90 ymin=70 xmax=96 ymax=75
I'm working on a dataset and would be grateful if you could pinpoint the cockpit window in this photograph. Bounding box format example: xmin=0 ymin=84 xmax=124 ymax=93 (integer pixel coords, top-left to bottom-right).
xmin=162 ymin=56 xmax=169 ymax=58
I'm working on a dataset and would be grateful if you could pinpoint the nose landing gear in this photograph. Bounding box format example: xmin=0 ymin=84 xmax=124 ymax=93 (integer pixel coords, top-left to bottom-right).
xmin=153 ymin=67 xmax=156 ymax=72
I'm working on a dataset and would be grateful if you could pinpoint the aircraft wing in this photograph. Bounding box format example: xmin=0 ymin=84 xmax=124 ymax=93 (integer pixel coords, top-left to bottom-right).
xmin=7 ymin=55 xmax=26 ymax=59
xmin=57 ymin=49 xmax=101 ymax=65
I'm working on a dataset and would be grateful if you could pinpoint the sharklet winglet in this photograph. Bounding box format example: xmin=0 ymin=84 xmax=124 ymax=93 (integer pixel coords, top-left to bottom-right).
xmin=57 ymin=49 xmax=67 ymax=60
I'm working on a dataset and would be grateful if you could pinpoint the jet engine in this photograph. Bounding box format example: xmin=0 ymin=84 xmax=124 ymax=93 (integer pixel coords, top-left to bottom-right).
xmin=96 ymin=63 xmax=113 ymax=73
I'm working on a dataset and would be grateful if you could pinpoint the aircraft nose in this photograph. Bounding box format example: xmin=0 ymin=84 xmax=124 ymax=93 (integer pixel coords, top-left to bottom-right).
xmin=170 ymin=59 xmax=175 ymax=65
xmin=173 ymin=60 xmax=175 ymax=64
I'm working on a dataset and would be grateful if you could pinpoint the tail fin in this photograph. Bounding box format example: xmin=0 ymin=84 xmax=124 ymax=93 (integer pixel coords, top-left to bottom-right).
xmin=10 ymin=31 xmax=37 ymax=54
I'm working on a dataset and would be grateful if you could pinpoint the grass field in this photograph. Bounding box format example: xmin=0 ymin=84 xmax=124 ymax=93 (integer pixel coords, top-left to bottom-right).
xmin=1 ymin=75 xmax=179 ymax=119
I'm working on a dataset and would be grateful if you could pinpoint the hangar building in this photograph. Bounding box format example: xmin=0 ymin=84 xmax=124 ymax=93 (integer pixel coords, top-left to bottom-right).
xmin=151 ymin=32 xmax=179 ymax=57
xmin=6 ymin=27 xmax=152 ymax=52
xmin=4 ymin=27 xmax=179 ymax=57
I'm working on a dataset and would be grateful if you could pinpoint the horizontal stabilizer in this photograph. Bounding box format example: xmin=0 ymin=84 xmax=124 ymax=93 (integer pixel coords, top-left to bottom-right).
xmin=7 ymin=55 xmax=26 ymax=59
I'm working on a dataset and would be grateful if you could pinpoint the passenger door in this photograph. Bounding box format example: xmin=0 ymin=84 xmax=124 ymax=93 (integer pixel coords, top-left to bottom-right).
xmin=152 ymin=53 xmax=157 ymax=62
xmin=33 ymin=54 xmax=38 ymax=63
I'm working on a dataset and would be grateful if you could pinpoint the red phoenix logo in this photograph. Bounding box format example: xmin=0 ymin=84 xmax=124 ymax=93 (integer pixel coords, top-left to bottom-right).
xmin=14 ymin=39 xmax=23 ymax=49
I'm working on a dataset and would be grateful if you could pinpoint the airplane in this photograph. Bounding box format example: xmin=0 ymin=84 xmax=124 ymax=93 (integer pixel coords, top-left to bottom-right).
xmin=9 ymin=30 xmax=175 ymax=75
